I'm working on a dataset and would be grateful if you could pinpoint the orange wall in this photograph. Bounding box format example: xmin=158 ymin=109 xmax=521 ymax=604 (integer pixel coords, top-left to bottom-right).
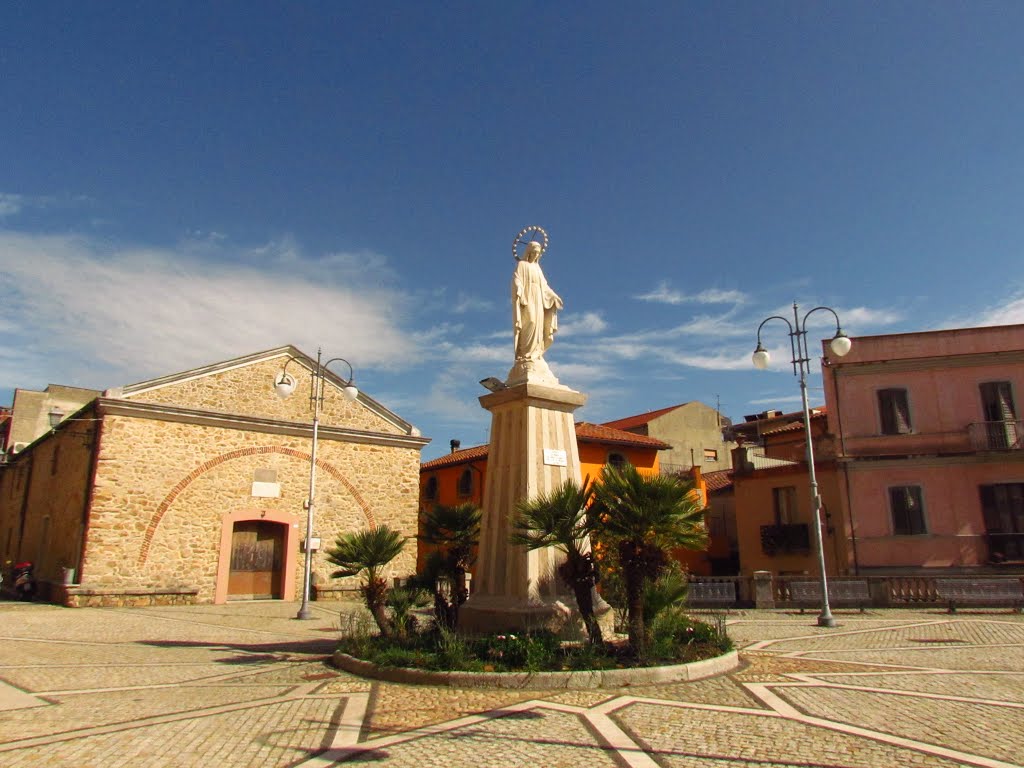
xmin=578 ymin=441 xmax=660 ymax=482
xmin=417 ymin=459 xmax=486 ymax=572
xmin=733 ymin=464 xmax=847 ymax=577
xmin=417 ymin=442 xmax=718 ymax=578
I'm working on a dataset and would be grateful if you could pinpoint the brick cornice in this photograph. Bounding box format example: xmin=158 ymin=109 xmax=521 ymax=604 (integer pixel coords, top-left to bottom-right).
xmin=828 ymin=348 xmax=1024 ymax=377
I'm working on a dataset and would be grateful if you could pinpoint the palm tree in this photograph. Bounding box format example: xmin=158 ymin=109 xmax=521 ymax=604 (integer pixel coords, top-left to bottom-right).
xmin=326 ymin=526 xmax=406 ymax=638
xmin=591 ymin=464 xmax=707 ymax=656
xmin=418 ymin=503 xmax=481 ymax=629
xmin=510 ymin=478 xmax=604 ymax=646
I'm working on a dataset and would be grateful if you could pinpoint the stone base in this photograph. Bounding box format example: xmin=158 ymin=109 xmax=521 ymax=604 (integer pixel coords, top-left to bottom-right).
xmin=62 ymin=586 xmax=200 ymax=608
xmin=458 ymin=595 xmax=582 ymax=637
xmin=505 ymin=357 xmax=566 ymax=389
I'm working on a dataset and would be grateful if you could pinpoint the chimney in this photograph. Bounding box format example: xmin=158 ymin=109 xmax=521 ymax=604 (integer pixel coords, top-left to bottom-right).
xmin=450 ymin=439 xmax=461 ymax=453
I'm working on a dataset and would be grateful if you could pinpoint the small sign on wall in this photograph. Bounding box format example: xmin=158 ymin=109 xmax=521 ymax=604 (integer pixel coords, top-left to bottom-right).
xmin=543 ymin=448 xmax=567 ymax=467
xmin=251 ymin=482 xmax=281 ymax=498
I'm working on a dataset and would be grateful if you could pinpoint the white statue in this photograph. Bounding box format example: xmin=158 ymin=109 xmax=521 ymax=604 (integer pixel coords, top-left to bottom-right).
xmin=512 ymin=240 xmax=563 ymax=362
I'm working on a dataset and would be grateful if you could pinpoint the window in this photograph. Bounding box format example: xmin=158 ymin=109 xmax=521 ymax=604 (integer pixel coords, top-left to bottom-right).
xmin=980 ymin=381 xmax=1017 ymax=422
xmin=878 ymin=388 xmax=912 ymax=435
xmin=50 ymin=445 xmax=60 ymax=476
xmin=456 ymin=468 xmax=473 ymax=497
xmin=607 ymin=452 xmax=627 ymax=470
xmin=423 ymin=475 xmax=438 ymax=501
xmin=979 ymin=382 xmax=1018 ymax=449
xmin=772 ymin=486 xmax=798 ymax=525
xmin=890 ymin=486 xmax=926 ymax=535
xmin=980 ymin=483 xmax=1024 ymax=561
xmin=703 ymin=448 xmax=718 ymax=462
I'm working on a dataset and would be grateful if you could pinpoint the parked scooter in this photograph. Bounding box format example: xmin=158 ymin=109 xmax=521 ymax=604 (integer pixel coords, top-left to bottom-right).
xmin=11 ymin=561 xmax=36 ymax=601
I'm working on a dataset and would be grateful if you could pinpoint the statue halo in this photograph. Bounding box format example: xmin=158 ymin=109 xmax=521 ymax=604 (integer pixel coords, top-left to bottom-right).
xmin=512 ymin=225 xmax=549 ymax=261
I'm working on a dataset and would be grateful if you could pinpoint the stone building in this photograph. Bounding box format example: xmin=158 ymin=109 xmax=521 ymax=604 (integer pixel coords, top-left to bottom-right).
xmin=0 ymin=347 xmax=428 ymax=606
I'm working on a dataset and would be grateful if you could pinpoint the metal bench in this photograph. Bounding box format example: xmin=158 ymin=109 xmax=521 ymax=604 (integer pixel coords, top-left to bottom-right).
xmin=935 ymin=578 xmax=1024 ymax=613
xmin=790 ymin=580 xmax=870 ymax=613
xmin=687 ymin=581 xmax=736 ymax=610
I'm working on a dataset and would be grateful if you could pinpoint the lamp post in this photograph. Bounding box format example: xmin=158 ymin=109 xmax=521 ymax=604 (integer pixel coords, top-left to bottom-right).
xmin=274 ymin=348 xmax=358 ymax=620
xmin=752 ymin=303 xmax=851 ymax=628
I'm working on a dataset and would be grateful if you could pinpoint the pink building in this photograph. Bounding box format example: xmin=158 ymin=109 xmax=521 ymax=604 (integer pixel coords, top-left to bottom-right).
xmin=822 ymin=324 xmax=1024 ymax=573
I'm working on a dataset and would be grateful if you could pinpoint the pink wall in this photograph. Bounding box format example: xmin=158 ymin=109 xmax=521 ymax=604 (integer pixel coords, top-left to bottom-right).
xmin=821 ymin=324 xmax=1024 ymax=571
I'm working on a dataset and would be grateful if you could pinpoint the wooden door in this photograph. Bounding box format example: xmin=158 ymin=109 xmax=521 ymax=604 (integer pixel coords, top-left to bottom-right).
xmin=228 ymin=520 xmax=284 ymax=599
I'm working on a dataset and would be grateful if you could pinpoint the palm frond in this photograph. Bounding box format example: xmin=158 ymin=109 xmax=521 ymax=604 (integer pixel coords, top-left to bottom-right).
xmin=510 ymin=478 xmax=594 ymax=555
xmin=326 ymin=526 xmax=406 ymax=580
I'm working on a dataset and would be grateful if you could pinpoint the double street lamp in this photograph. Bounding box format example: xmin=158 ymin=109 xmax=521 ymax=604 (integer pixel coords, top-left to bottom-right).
xmin=752 ymin=303 xmax=851 ymax=628
xmin=274 ymin=349 xmax=358 ymax=620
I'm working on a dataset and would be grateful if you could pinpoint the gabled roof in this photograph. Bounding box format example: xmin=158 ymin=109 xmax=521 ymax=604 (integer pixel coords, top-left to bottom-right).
xmin=112 ymin=345 xmax=420 ymax=437
xmin=421 ymin=422 xmax=670 ymax=471
xmin=759 ymin=413 xmax=827 ymax=436
xmin=420 ymin=444 xmax=489 ymax=471
xmin=575 ymin=422 xmax=672 ymax=449
xmin=703 ymin=469 xmax=734 ymax=493
xmin=601 ymin=402 xmax=693 ymax=431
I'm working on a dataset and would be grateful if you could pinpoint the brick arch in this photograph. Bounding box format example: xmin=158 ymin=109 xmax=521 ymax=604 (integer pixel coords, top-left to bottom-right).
xmin=138 ymin=445 xmax=376 ymax=566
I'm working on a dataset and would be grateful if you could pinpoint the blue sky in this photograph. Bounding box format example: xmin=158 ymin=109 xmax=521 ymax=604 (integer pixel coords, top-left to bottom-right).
xmin=2 ymin=2 xmax=1023 ymax=461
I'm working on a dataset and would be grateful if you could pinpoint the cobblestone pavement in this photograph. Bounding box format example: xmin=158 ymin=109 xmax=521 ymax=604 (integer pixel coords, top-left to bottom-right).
xmin=2 ymin=601 xmax=1023 ymax=767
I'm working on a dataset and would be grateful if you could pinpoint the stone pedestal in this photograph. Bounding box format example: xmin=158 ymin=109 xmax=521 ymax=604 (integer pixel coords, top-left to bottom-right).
xmin=753 ymin=570 xmax=775 ymax=609
xmin=459 ymin=381 xmax=588 ymax=633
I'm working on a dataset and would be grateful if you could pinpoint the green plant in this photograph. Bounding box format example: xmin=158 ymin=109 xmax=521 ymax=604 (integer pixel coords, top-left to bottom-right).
xmin=419 ymin=503 xmax=481 ymax=629
xmin=386 ymin=583 xmax=431 ymax=640
xmin=591 ymin=464 xmax=708 ymax=658
xmin=469 ymin=631 xmax=561 ymax=672
xmin=326 ymin=525 xmax=406 ymax=639
xmin=510 ymin=478 xmax=604 ymax=646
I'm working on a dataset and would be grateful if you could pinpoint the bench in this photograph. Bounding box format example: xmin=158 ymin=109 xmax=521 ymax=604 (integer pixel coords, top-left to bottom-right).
xmin=935 ymin=578 xmax=1024 ymax=613
xmin=687 ymin=581 xmax=736 ymax=609
xmin=790 ymin=580 xmax=870 ymax=613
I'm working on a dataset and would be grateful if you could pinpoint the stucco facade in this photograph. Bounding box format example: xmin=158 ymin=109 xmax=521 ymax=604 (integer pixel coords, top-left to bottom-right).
xmin=0 ymin=347 xmax=428 ymax=606
xmin=822 ymin=324 xmax=1024 ymax=573
xmin=602 ymin=401 xmax=735 ymax=474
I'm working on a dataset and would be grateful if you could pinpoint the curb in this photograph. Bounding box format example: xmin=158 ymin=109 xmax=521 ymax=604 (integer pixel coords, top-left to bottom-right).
xmin=331 ymin=649 xmax=739 ymax=689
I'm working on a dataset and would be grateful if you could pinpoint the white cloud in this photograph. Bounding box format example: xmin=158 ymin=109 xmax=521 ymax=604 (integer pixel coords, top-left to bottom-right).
xmin=452 ymin=293 xmax=494 ymax=314
xmin=836 ymin=306 xmax=903 ymax=327
xmin=658 ymin=349 xmax=757 ymax=371
xmin=634 ymin=281 xmax=747 ymax=306
xmin=557 ymin=311 xmax=608 ymax=336
xmin=0 ymin=194 xmax=23 ymax=218
xmin=947 ymin=292 xmax=1024 ymax=328
xmin=0 ymin=230 xmax=424 ymax=391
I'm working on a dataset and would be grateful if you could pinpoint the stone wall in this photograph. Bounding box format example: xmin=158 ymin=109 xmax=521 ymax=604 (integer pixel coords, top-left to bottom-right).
xmin=0 ymin=417 xmax=97 ymax=583
xmin=123 ymin=355 xmax=405 ymax=435
xmin=82 ymin=413 xmax=420 ymax=602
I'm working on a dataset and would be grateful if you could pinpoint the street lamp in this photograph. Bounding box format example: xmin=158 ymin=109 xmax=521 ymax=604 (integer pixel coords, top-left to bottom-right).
xmin=752 ymin=303 xmax=851 ymax=628
xmin=274 ymin=348 xmax=358 ymax=620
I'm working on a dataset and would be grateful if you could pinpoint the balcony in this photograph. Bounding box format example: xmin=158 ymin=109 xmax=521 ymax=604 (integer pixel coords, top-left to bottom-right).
xmin=987 ymin=532 xmax=1024 ymax=563
xmin=760 ymin=523 xmax=810 ymax=556
xmin=969 ymin=421 xmax=1022 ymax=451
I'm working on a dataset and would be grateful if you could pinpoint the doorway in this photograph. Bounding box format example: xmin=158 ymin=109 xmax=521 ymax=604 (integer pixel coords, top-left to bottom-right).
xmin=227 ymin=520 xmax=285 ymax=599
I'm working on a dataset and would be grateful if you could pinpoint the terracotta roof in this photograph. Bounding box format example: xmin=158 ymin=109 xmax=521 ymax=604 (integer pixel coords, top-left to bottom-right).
xmin=601 ymin=403 xmax=690 ymax=431
xmin=703 ymin=469 xmax=734 ymax=493
xmin=759 ymin=411 xmax=827 ymax=436
xmin=575 ymin=422 xmax=672 ymax=450
xmin=420 ymin=422 xmax=670 ymax=471
xmin=420 ymin=444 xmax=489 ymax=470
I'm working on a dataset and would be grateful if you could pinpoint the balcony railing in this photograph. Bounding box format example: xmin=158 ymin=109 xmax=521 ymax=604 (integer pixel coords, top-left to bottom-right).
xmin=968 ymin=420 xmax=1022 ymax=451
xmin=760 ymin=523 xmax=810 ymax=556
xmin=988 ymin=532 xmax=1024 ymax=563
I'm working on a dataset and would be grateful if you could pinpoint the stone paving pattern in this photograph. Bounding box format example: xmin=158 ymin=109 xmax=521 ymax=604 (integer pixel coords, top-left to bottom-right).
xmin=2 ymin=600 xmax=1023 ymax=767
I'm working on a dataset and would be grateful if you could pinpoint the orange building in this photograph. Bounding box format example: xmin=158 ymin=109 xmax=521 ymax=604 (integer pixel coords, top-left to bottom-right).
xmin=726 ymin=409 xmax=847 ymax=579
xmin=418 ymin=422 xmax=722 ymax=576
